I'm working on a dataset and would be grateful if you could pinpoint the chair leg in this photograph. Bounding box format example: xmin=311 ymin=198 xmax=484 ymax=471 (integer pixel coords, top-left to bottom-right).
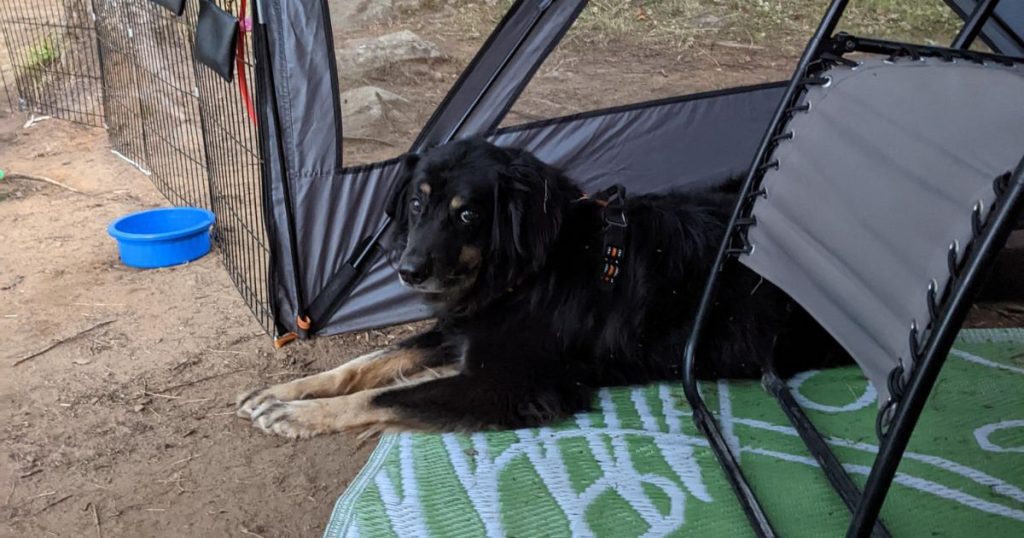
xmin=847 ymin=325 xmax=967 ymax=537
xmin=763 ymin=370 xmax=892 ymax=538
xmin=849 ymin=159 xmax=1024 ymax=538
xmin=678 ymin=0 xmax=854 ymax=531
xmin=846 ymin=345 xmax=949 ymax=538
xmin=682 ymin=379 xmax=777 ymax=538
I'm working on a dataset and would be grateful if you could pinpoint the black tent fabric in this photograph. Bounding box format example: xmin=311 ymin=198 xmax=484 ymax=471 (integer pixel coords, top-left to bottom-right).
xmin=412 ymin=0 xmax=588 ymax=148
xmin=945 ymin=0 xmax=1024 ymax=55
xmin=253 ymin=0 xmax=788 ymax=337
xmin=311 ymin=83 xmax=786 ymax=336
xmin=252 ymin=0 xmax=1024 ymax=340
xmin=253 ymin=0 xmax=345 ymax=336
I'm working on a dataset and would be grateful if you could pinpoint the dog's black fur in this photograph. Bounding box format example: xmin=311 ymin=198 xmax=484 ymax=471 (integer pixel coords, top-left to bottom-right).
xmin=373 ymin=138 xmax=849 ymax=430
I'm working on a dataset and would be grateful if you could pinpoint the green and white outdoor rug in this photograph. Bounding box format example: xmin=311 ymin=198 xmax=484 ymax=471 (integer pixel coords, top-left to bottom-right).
xmin=324 ymin=329 xmax=1024 ymax=537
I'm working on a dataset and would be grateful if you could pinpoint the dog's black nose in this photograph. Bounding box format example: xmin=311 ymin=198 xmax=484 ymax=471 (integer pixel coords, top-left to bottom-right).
xmin=398 ymin=258 xmax=431 ymax=285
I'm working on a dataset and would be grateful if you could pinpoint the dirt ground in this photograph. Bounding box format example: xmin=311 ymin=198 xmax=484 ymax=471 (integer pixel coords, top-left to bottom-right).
xmin=2 ymin=2 xmax=1022 ymax=538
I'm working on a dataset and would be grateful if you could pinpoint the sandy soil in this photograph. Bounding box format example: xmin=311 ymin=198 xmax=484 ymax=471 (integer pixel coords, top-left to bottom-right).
xmin=0 ymin=116 xmax=411 ymax=536
xmin=1 ymin=2 xmax=1022 ymax=538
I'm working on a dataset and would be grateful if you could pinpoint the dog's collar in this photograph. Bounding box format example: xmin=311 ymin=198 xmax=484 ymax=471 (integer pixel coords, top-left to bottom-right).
xmin=576 ymin=185 xmax=628 ymax=289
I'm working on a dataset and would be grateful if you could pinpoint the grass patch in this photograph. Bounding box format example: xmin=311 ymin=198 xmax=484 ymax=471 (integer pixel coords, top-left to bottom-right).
xmin=838 ymin=0 xmax=962 ymax=46
xmin=26 ymin=35 xmax=60 ymax=69
xmin=16 ymin=32 xmax=64 ymax=100
xmin=451 ymin=0 xmax=963 ymax=53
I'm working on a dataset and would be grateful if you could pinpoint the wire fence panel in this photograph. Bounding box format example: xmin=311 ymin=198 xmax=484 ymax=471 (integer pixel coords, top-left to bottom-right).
xmin=0 ymin=0 xmax=274 ymax=335
xmin=1 ymin=30 xmax=16 ymax=114
xmin=0 ymin=0 xmax=103 ymax=125
xmin=193 ymin=0 xmax=274 ymax=334
xmin=92 ymin=0 xmax=148 ymax=172
xmin=1 ymin=62 xmax=16 ymax=114
xmin=126 ymin=0 xmax=211 ymax=208
xmin=93 ymin=0 xmax=212 ymax=207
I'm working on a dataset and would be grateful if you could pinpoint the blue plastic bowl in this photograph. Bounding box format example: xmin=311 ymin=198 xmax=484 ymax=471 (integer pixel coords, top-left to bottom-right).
xmin=108 ymin=207 xmax=216 ymax=269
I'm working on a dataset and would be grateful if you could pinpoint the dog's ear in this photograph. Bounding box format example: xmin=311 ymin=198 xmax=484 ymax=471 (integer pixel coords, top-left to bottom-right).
xmin=386 ymin=152 xmax=421 ymax=235
xmin=386 ymin=152 xmax=420 ymax=221
xmin=489 ymin=147 xmax=567 ymax=282
xmin=384 ymin=152 xmax=420 ymax=262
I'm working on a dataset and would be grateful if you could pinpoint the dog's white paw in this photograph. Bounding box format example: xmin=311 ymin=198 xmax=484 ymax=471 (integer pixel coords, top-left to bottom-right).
xmin=249 ymin=398 xmax=328 ymax=439
xmin=236 ymin=385 xmax=292 ymax=419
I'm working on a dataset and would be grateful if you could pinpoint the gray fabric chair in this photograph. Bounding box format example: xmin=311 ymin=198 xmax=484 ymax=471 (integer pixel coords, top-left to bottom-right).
xmin=683 ymin=2 xmax=1024 ymax=537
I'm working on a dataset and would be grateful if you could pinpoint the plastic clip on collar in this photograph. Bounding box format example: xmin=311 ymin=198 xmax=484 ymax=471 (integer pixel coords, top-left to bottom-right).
xmin=593 ymin=185 xmax=627 ymax=289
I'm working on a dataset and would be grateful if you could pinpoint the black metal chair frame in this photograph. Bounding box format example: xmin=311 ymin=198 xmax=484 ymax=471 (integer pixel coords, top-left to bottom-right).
xmin=681 ymin=1 xmax=1024 ymax=536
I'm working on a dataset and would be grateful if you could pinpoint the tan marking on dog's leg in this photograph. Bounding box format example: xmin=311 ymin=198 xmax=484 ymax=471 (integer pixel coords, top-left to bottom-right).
xmin=395 ymin=362 xmax=460 ymax=384
xmin=236 ymin=346 xmax=435 ymax=418
xmin=338 ymin=347 xmax=436 ymax=393
xmin=249 ymin=368 xmax=459 ymax=439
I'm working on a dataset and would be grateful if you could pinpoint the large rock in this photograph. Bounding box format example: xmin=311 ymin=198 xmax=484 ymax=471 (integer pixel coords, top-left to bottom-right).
xmin=692 ymin=13 xmax=724 ymax=29
xmin=340 ymin=85 xmax=408 ymax=138
xmin=335 ymin=30 xmax=444 ymax=78
xmin=356 ymin=0 xmax=424 ymax=23
xmin=327 ymin=0 xmax=424 ymax=29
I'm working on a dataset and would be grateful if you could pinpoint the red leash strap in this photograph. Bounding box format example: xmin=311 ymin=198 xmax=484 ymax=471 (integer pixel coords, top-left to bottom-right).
xmin=236 ymin=0 xmax=257 ymax=125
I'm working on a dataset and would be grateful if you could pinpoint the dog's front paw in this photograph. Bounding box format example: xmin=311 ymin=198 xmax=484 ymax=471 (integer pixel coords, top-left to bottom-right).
xmin=249 ymin=398 xmax=330 ymax=439
xmin=236 ymin=384 xmax=296 ymax=419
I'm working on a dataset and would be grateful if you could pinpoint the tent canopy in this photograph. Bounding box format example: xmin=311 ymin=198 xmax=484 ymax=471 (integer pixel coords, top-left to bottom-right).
xmin=252 ymin=0 xmax=1024 ymax=339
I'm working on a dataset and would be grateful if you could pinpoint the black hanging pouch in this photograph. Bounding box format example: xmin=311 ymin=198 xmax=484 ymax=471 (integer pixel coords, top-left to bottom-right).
xmin=151 ymin=0 xmax=187 ymax=16
xmin=194 ymin=0 xmax=239 ymax=82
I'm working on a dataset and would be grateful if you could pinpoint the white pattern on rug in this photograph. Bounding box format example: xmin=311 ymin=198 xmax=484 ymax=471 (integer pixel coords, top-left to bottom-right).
xmin=331 ymin=335 xmax=1024 ymax=538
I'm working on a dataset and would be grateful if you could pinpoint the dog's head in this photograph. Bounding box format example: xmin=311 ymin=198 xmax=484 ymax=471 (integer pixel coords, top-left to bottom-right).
xmin=387 ymin=139 xmax=577 ymax=305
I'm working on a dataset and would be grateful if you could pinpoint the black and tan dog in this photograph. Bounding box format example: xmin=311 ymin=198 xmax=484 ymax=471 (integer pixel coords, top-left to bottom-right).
xmin=237 ymin=139 xmax=848 ymax=438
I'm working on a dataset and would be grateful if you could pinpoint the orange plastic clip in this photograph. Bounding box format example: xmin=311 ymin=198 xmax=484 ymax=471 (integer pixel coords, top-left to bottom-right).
xmin=274 ymin=332 xmax=298 ymax=349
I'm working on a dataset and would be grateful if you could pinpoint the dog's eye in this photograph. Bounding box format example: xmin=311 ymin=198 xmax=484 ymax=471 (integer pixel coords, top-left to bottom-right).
xmin=409 ymin=198 xmax=423 ymax=215
xmin=459 ymin=209 xmax=479 ymax=224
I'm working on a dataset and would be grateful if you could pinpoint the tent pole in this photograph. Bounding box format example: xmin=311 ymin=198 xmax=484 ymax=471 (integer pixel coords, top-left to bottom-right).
xmin=951 ymin=0 xmax=1000 ymax=49
xmin=412 ymin=0 xmax=584 ymax=149
xmin=438 ymin=4 xmax=551 ymax=144
xmin=304 ymin=219 xmax=390 ymax=330
xmin=305 ymin=0 xmax=589 ymax=331
xmin=252 ymin=0 xmax=310 ymax=334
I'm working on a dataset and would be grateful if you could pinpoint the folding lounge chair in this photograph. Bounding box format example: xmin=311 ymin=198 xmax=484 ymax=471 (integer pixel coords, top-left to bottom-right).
xmin=682 ymin=1 xmax=1024 ymax=536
